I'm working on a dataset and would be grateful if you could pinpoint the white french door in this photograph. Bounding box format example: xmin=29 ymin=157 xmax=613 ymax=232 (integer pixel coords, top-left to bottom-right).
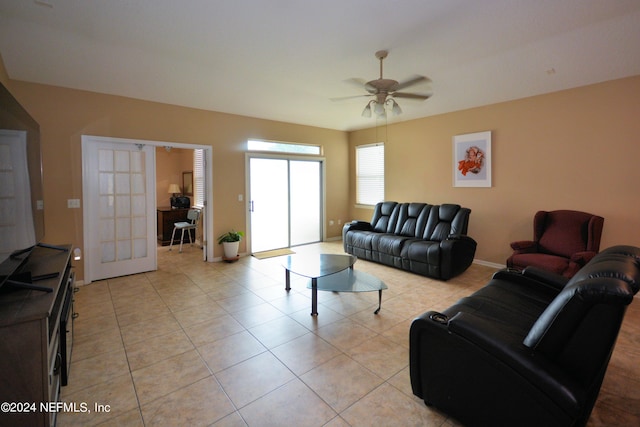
xmin=82 ymin=136 xmax=157 ymax=283
xmin=248 ymin=157 xmax=322 ymax=253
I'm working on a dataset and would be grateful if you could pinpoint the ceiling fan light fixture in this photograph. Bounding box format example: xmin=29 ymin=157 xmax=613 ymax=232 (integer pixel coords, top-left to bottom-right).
xmin=373 ymin=101 xmax=385 ymax=116
xmin=390 ymin=99 xmax=402 ymax=115
xmin=362 ymin=101 xmax=373 ymax=117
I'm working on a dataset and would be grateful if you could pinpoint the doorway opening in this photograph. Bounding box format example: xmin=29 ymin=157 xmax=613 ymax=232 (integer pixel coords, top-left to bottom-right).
xmin=82 ymin=135 xmax=213 ymax=284
xmin=247 ymin=155 xmax=324 ymax=254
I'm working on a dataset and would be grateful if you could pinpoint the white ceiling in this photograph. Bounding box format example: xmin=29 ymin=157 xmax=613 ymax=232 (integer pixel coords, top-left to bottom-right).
xmin=1 ymin=0 xmax=639 ymax=131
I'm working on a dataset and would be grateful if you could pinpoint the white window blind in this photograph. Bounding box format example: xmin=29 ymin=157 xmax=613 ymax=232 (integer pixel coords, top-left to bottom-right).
xmin=356 ymin=143 xmax=384 ymax=205
xmin=193 ymin=149 xmax=205 ymax=207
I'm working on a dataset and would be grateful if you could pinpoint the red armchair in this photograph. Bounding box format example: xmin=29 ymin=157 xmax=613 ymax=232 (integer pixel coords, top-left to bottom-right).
xmin=507 ymin=210 xmax=604 ymax=278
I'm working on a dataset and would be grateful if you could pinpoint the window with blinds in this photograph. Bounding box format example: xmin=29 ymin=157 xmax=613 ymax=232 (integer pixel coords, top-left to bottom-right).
xmin=356 ymin=143 xmax=384 ymax=206
xmin=193 ymin=149 xmax=205 ymax=207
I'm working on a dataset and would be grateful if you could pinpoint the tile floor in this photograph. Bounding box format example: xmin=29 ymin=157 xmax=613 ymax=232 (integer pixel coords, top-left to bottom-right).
xmin=58 ymin=242 xmax=640 ymax=426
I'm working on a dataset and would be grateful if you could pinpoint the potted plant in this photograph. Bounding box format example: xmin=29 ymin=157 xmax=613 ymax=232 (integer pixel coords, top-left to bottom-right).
xmin=218 ymin=230 xmax=244 ymax=260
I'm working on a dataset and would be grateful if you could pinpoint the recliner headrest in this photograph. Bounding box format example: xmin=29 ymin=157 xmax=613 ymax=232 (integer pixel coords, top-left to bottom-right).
xmin=568 ymin=246 xmax=640 ymax=293
xmin=523 ymin=246 xmax=640 ymax=351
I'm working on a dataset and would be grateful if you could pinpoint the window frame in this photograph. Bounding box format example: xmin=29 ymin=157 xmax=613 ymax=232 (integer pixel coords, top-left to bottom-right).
xmin=355 ymin=142 xmax=385 ymax=207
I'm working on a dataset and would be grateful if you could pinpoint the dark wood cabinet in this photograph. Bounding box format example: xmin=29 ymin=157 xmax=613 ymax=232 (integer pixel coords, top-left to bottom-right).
xmin=0 ymin=245 xmax=74 ymax=427
xmin=157 ymin=207 xmax=194 ymax=246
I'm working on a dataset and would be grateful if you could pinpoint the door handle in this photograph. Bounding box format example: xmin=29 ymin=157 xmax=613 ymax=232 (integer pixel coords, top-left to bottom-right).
xmin=250 ymin=200 xmax=254 ymax=212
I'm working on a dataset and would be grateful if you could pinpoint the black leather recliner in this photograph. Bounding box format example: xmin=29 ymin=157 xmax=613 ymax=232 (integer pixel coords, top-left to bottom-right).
xmin=342 ymin=201 xmax=477 ymax=280
xmin=410 ymin=245 xmax=640 ymax=426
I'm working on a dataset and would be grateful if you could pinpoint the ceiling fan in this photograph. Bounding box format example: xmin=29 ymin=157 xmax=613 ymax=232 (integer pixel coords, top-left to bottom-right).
xmin=331 ymin=50 xmax=432 ymax=118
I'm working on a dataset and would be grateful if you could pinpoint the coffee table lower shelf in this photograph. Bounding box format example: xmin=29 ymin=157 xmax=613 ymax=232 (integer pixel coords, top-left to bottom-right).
xmin=306 ymin=269 xmax=388 ymax=315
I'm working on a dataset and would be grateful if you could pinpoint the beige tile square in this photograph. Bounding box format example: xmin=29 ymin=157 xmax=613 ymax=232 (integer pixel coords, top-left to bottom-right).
xmin=125 ymin=329 xmax=194 ymax=371
xmin=267 ymin=291 xmax=313 ymax=314
xmin=315 ymin=318 xmax=377 ymax=352
xmin=183 ymin=313 xmax=245 ymax=347
xmin=57 ymin=373 xmax=138 ymax=426
xmin=288 ymin=305 xmax=345 ymax=330
xmin=346 ymin=334 xmax=408 ymax=380
xmin=380 ymin=318 xmax=412 ymax=349
xmin=198 ymin=330 xmax=266 ymax=373
xmin=72 ymin=328 xmax=124 ymax=362
xmin=239 ymin=378 xmax=336 ymax=427
xmin=215 ymin=352 xmax=295 ymax=408
xmin=216 ymin=292 xmax=267 ymax=313
xmin=91 ymin=408 xmax=144 ymax=426
xmin=349 ymin=305 xmax=408 ymax=333
xmin=271 ymin=332 xmax=342 ymax=376
xmin=172 ymin=297 xmax=228 ymax=327
xmin=63 ymin=347 xmax=130 ymax=396
xmin=119 ymin=312 xmax=181 ymax=346
xmin=131 ymin=350 xmax=211 ymax=404
xmin=141 ymin=376 xmax=235 ymax=426
xmin=210 ymin=411 xmax=250 ymax=427
xmin=387 ymin=366 xmax=415 ymax=399
xmin=340 ymin=383 xmax=446 ymax=427
xmin=300 ymin=354 xmax=383 ymax=412
xmin=248 ymin=315 xmax=309 ymax=348
xmin=73 ymin=310 xmax=119 ymax=339
xmin=231 ymin=302 xmax=285 ymax=329
xmin=206 ymin=282 xmax=251 ymax=300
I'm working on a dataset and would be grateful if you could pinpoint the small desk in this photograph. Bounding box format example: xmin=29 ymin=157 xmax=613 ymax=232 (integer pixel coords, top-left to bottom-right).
xmin=157 ymin=207 xmax=192 ymax=246
xmin=282 ymin=254 xmax=387 ymax=315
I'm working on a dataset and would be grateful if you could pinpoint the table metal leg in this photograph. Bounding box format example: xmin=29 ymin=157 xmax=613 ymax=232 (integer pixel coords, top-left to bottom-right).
xmin=285 ymin=269 xmax=290 ymax=291
xmin=311 ymin=277 xmax=318 ymax=316
xmin=374 ymin=289 xmax=383 ymax=314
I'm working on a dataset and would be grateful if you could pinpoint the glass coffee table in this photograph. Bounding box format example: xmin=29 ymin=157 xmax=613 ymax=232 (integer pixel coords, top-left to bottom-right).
xmin=283 ymin=254 xmax=387 ymax=316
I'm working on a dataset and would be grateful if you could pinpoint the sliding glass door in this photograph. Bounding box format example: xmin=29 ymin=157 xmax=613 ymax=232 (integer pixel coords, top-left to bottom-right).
xmin=249 ymin=157 xmax=322 ymax=253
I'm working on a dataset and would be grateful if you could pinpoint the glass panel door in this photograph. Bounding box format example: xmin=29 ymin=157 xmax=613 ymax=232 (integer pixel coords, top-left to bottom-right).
xmin=249 ymin=158 xmax=289 ymax=252
xmin=290 ymin=160 xmax=320 ymax=246
xmin=249 ymin=157 xmax=322 ymax=253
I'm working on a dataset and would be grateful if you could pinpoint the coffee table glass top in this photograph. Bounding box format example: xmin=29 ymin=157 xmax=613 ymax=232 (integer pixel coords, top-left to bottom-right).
xmin=306 ymin=269 xmax=387 ymax=293
xmin=282 ymin=254 xmax=356 ymax=279
xmin=283 ymin=253 xmax=388 ymax=315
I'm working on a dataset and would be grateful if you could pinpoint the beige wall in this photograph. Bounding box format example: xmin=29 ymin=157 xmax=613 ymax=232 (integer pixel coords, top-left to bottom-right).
xmin=156 ymin=146 xmax=193 ymax=208
xmin=349 ymin=75 xmax=640 ymax=265
xmin=4 ymin=77 xmax=349 ymax=281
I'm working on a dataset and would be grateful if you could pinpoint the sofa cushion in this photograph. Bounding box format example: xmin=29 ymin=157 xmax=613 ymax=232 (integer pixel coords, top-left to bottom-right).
xmin=422 ymin=204 xmax=469 ymax=241
xmin=371 ymin=233 xmax=410 ymax=257
xmin=394 ymin=203 xmax=431 ymax=237
xmin=510 ymin=252 xmax=570 ymax=275
xmin=443 ymin=272 xmax=559 ymax=333
xmin=371 ymin=201 xmax=399 ymax=233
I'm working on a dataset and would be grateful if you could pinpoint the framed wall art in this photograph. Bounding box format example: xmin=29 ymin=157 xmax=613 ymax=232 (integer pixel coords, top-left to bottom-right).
xmin=453 ymin=131 xmax=492 ymax=187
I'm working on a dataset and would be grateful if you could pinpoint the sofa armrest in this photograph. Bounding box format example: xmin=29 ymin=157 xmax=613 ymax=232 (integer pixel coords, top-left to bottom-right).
xmin=438 ymin=235 xmax=477 ymax=280
xmin=510 ymin=240 xmax=537 ymax=252
xmin=342 ymin=221 xmax=374 ymax=251
xmin=343 ymin=220 xmax=372 ymax=231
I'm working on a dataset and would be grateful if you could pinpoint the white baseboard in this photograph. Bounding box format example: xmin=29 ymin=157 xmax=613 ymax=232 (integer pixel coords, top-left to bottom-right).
xmin=473 ymin=259 xmax=506 ymax=269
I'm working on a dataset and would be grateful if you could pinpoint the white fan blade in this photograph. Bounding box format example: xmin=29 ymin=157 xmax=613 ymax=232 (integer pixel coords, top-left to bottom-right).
xmin=392 ymin=92 xmax=431 ymax=100
xmin=394 ymin=75 xmax=431 ymax=91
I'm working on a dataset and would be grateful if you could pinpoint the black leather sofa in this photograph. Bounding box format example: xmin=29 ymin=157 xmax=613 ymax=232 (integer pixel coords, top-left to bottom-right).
xmin=342 ymin=201 xmax=477 ymax=280
xmin=410 ymin=245 xmax=640 ymax=427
